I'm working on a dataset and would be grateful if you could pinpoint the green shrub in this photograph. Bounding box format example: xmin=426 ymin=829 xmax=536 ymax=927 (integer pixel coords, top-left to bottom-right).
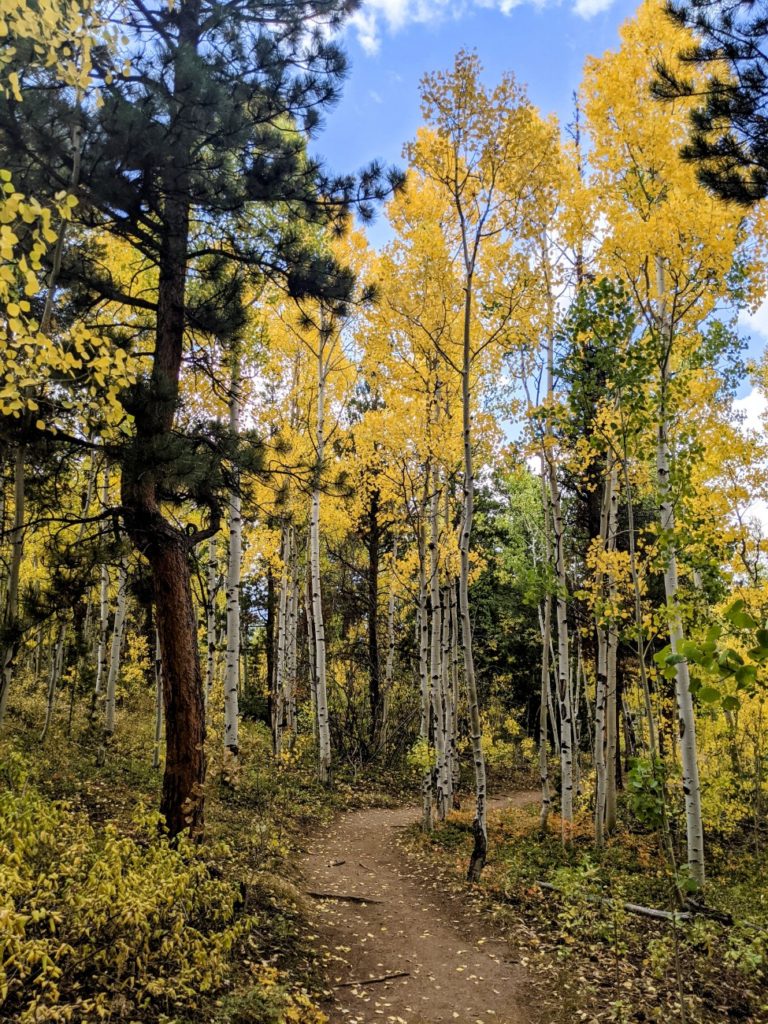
xmin=0 ymin=753 xmax=250 ymax=1022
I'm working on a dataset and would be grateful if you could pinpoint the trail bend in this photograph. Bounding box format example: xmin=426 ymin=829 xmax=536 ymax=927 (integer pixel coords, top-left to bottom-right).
xmin=302 ymin=791 xmax=538 ymax=1024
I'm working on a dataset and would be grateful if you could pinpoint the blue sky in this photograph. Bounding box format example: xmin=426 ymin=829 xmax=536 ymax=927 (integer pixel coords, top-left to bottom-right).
xmin=308 ymin=0 xmax=768 ymax=395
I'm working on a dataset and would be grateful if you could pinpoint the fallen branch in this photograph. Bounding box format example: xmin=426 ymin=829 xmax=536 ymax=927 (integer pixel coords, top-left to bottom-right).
xmin=535 ymin=881 xmax=691 ymax=922
xmin=306 ymin=890 xmax=384 ymax=905
xmin=335 ymin=971 xmax=410 ymax=988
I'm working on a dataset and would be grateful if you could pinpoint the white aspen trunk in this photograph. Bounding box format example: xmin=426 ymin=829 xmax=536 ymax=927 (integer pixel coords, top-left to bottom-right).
xmin=224 ymin=357 xmax=242 ymax=758
xmin=0 ymin=446 xmax=25 ymax=725
xmin=305 ymin=573 xmax=318 ymax=743
xmin=656 ymin=258 xmax=705 ymax=886
xmin=382 ymin=537 xmax=398 ymax=753
xmin=153 ymin=627 xmax=163 ymax=770
xmin=429 ymin=470 xmax=447 ymax=820
xmin=275 ymin=524 xmax=289 ymax=756
xmin=538 ymin=592 xmax=553 ymax=830
xmin=440 ymin=582 xmax=453 ymax=810
xmin=605 ymin=463 xmax=620 ymax=834
xmin=594 ymin=467 xmax=612 ymax=847
xmin=418 ymin=539 xmax=433 ymax=831
xmin=94 ymin=562 xmax=110 ymax=711
xmin=449 ymin=576 xmax=461 ymax=802
xmin=98 ymin=563 xmax=127 ymax=760
xmin=41 ymin=619 xmax=66 ymax=744
xmin=205 ymin=538 xmax=217 ymax=712
xmin=311 ymin=319 xmax=332 ymax=785
xmin=546 ymin=453 xmax=574 ymax=836
xmin=459 ymin=276 xmax=487 ymax=882
xmin=286 ymin=527 xmax=299 ymax=746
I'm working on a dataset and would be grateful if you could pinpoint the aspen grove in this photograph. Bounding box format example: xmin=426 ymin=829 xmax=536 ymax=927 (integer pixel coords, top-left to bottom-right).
xmin=2 ymin=0 xmax=768 ymax=1022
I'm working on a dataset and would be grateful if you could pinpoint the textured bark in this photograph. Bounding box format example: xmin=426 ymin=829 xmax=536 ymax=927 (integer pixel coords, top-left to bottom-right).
xmin=310 ymin=319 xmax=331 ymax=784
xmin=100 ymin=562 xmax=128 ymax=759
xmin=429 ymin=469 xmax=447 ymax=819
xmin=224 ymin=357 xmax=242 ymax=758
xmin=366 ymin=487 xmax=382 ymax=749
xmin=153 ymin=628 xmax=163 ymax=770
xmin=40 ymin=619 xmax=66 ymax=744
xmin=0 ymin=446 xmax=25 ymax=725
xmin=417 ymin=536 xmax=433 ymax=832
xmin=459 ymin=276 xmax=487 ymax=883
xmin=538 ymin=593 xmax=552 ymax=831
xmin=381 ymin=537 xmax=398 ymax=753
xmin=656 ymin=258 xmax=705 ymax=885
xmin=205 ymin=538 xmax=218 ymax=711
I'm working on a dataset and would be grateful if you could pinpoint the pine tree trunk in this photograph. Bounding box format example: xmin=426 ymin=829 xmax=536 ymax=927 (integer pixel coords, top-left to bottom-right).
xmin=286 ymin=526 xmax=299 ymax=747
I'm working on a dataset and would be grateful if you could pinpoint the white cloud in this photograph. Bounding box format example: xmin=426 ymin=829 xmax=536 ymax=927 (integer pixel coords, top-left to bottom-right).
xmin=734 ymin=386 xmax=767 ymax=434
xmin=738 ymin=296 xmax=768 ymax=339
xmin=349 ymin=0 xmax=612 ymax=53
xmin=572 ymin=0 xmax=614 ymax=16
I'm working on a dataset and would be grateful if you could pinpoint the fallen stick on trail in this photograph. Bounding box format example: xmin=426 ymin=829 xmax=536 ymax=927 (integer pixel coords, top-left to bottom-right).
xmin=306 ymin=890 xmax=384 ymax=904
xmin=335 ymin=971 xmax=410 ymax=988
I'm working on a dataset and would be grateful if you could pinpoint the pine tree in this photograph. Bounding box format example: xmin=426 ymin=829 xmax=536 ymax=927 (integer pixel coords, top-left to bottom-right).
xmin=0 ymin=0 xmax=400 ymax=836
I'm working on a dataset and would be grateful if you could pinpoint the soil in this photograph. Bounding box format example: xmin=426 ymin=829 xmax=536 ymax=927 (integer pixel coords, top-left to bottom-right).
xmin=302 ymin=793 xmax=538 ymax=1024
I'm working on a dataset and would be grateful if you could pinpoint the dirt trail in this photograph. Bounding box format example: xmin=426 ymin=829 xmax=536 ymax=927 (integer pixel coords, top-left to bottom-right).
xmin=302 ymin=792 xmax=538 ymax=1024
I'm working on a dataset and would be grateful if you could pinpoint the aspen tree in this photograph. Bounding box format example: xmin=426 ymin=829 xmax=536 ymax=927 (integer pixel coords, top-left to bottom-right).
xmin=412 ymin=52 xmax=559 ymax=878
xmin=224 ymin=355 xmax=242 ymax=762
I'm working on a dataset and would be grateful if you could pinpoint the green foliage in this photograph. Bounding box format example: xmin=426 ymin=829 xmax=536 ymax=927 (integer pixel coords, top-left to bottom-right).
xmin=625 ymin=756 xmax=670 ymax=830
xmin=0 ymin=753 xmax=251 ymax=1022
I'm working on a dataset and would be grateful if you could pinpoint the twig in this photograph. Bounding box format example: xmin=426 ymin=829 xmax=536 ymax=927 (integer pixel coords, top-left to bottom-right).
xmin=306 ymin=890 xmax=384 ymax=904
xmin=335 ymin=971 xmax=410 ymax=988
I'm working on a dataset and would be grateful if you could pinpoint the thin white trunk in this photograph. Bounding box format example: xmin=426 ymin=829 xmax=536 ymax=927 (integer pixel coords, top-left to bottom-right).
xmin=459 ymin=276 xmax=487 ymax=882
xmin=418 ymin=537 xmax=433 ymax=830
xmin=605 ymin=464 xmax=619 ymax=834
xmin=41 ymin=619 xmax=66 ymax=744
xmin=205 ymin=538 xmax=218 ymax=712
xmin=275 ymin=524 xmax=289 ymax=756
xmin=539 ymin=594 xmax=552 ymax=830
xmin=382 ymin=537 xmax=398 ymax=752
xmin=99 ymin=564 xmax=127 ymax=759
xmin=429 ymin=469 xmax=447 ymax=820
xmin=0 ymin=446 xmax=25 ymax=725
xmin=656 ymin=257 xmax=705 ymax=886
xmin=311 ymin=319 xmax=332 ymax=784
xmin=153 ymin=627 xmax=163 ymax=770
xmin=224 ymin=357 xmax=242 ymax=757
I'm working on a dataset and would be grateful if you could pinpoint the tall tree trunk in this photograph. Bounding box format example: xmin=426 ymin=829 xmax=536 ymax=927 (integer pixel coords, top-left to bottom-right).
xmin=656 ymin=258 xmax=705 ymax=886
xmin=97 ymin=562 xmax=127 ymax=763
xmin=285 ymin=526 xmax=299 ymax=748
xmin=153 ymin=627 xmax=163 ymax=770
xmin=224 ymin=356 xmax=242 ymax=760
xmin=367 ymin=487 xmax=382 ymax=750
xmin=381 ymin=537 xmax=398 ymax=754
xmin=429 ymin=468 xmax=447 ymax=820
xmin=417 ymin=530 xmax=433 ymax=831
xmin=119 ymin=0 xmax=207 ymax=839
xmin=41 ymin=618 xmax=66 ymax=744
xmin=459 ymin=274 xmax=487 ymax=882
xmin=310 ymin=319 xmax=331 ymax=785
xmin=539 ymin=593 xmax=552 ymax=831
xmin=205 ymin=538 xmax=218 ymax=712
xmin=274 ymin=523 xmax=289 ymax=756
xmin=0 ymin=445 xmax=25 ymax=725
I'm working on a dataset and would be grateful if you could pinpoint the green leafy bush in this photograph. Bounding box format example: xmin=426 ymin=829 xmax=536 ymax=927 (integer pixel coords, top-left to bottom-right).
xmin=0 ymin=753 xmax=250 ymax=1022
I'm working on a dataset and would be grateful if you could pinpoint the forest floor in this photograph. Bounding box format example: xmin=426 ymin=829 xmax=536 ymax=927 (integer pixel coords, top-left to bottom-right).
xmin=302 ymin=792 xmax=538 ymax=1024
